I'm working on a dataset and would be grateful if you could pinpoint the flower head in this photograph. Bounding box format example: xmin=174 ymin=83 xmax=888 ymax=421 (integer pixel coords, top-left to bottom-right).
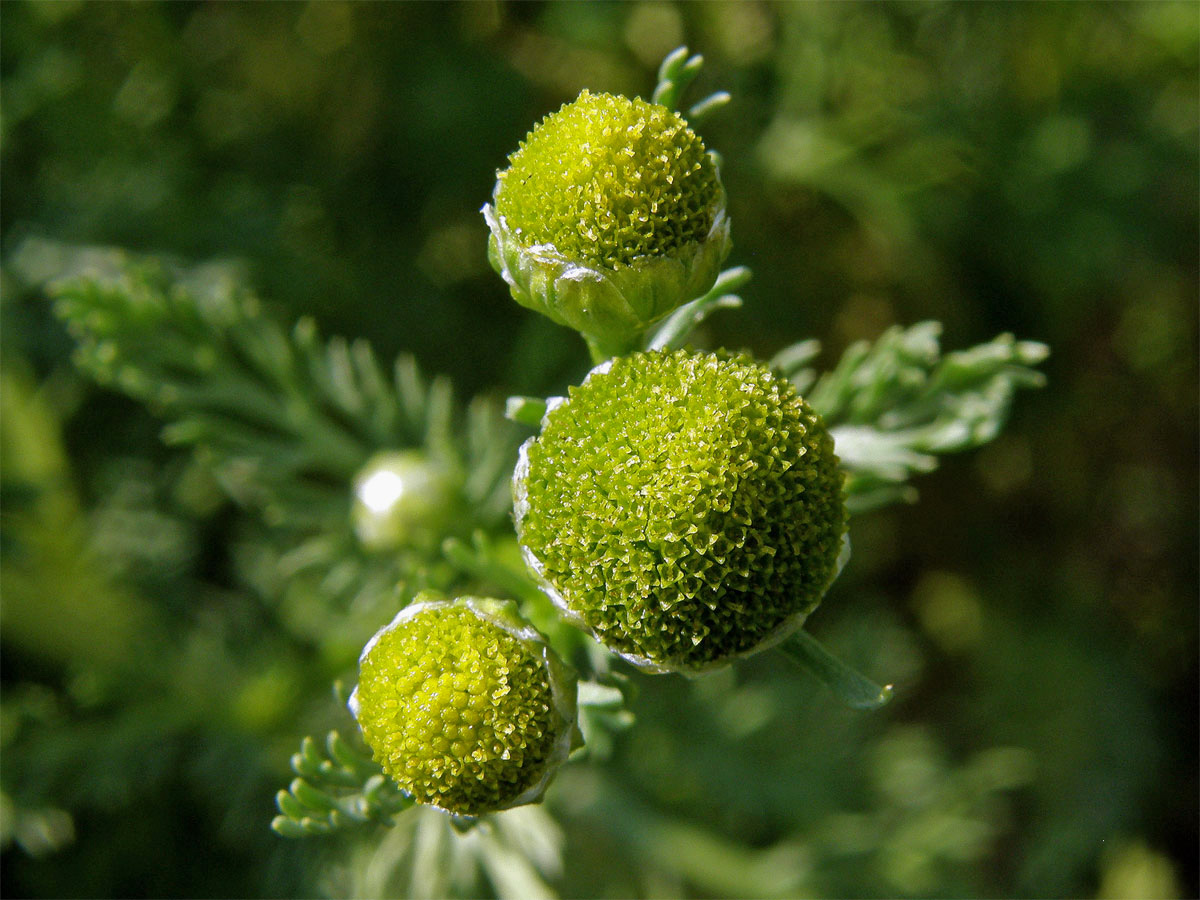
xmin=514 ymin=350 xmax=847 ymax=672
xmin=351 ymin=451 xmax=455 ymax=551
xmin=350 ymin=593 xmax=577 ymax=816
xmin=485 ymin=90 xmax=730 ymax=357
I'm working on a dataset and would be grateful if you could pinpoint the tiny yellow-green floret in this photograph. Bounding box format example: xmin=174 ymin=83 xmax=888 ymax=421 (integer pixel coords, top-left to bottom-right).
xmin=351 ymin=594 xmax=577 ymax=815
xmin=514 ymin=350 xmax=847 ymax=672
xmin=495 ymin=89 xmax=720 ymax=268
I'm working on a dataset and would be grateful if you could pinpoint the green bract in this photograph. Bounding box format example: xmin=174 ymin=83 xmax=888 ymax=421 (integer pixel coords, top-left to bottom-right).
xmin=350 ymin=593 xmax=578 ymax=816
xmin=484 ymin=90 xmax=731 ymax=358
xmin=514 ymin=350 xmax=847 ymax=673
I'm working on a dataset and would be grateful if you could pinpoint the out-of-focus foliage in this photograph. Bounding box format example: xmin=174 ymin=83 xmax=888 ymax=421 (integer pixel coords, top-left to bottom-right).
xmin=2 ymin=2 xmax=1195 ymax=899
xmin=786 ymin=322 xmax=1050 ymax=513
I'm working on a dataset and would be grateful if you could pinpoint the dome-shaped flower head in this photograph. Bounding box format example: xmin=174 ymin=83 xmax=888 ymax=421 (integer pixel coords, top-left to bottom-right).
xmin=350 ymin=593 xmax=578 ymax=816
xmin=484 ymin=90 xmax=731 ymax=358
xmin=514 ymin=350 xmax=847 ymax=673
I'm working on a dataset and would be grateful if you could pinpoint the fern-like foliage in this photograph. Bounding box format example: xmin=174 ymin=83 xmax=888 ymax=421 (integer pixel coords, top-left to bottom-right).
xmin=50 ymin=250 xmax=520 ymax=652
xmin=272 ymin=730 xmax=412 ymax=837
xmin=652 ymin=46 xmax=730 ymax=124
xmin=775 ymin=322 xmax=1049 ymax=513
xmin=51 ymin=255 xmax=513 ymax=529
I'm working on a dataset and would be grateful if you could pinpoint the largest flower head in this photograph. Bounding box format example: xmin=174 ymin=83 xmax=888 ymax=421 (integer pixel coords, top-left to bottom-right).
xmin=485 ymin=90 xmax=731 ymax=356
xmin=514 ymin=350 xmax=847 ymax=673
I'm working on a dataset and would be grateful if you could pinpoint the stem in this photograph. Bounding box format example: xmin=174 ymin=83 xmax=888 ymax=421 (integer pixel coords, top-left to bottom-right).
xmin=583 ymin=334 xmax=609 ymax=365
xmin=584 ymin=331 xmax=644 ymax=365
xmin=778 ymin=629 xmax=893 ymax=710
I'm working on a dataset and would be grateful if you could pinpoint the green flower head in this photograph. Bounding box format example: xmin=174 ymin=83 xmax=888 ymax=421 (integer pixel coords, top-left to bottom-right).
xmin=484 ymin=90 xmax=731 ymax=357
xmin=514 ymin=350 xmax=847 ymax=673
xmin=351 ymin=451 xmax=455 ymax=551
xmin=350 ymin=593 xmax=578 ymax=816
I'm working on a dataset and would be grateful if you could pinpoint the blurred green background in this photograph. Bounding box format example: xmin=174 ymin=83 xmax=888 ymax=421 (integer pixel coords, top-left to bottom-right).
xmin=1 ymin=2 xmax=1196 ymax=897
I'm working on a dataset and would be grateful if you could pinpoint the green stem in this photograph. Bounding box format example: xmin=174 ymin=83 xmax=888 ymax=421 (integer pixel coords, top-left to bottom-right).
xmin=778 ymin=629 xmax=893 ymax=710
xmin=583 ymin=334 xmax=608 ymax=365
xmin=584 ymin=331 xmax=644 ymax=365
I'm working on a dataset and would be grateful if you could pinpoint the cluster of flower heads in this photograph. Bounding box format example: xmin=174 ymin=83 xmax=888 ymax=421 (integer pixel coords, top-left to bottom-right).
xmin=353 ymin=77 xmax=849 ymax=819
xmin=351 ymin=595 xmax=576 ymax=816
xmin=516 ymin=350 xmax=847 ymax=672
xmin=494 ymin=90 xmax=720 ymax=269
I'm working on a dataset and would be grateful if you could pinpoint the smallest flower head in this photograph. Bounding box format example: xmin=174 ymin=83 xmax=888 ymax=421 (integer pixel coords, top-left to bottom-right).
xmin=351 ymin=451 xmax=456 ymax=551
xmin=350 ymin=593 xmax=578 ymax=816
xmin=484 ymin=90 xmax=731 ymax=358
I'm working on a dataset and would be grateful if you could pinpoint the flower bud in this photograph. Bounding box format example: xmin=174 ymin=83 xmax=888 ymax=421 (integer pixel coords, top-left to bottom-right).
xmin=484 ymin=90 xmax=731 ymax=357
xmin=351 ymin=451 xmax=455 ymax=551
xmin=350 ymin=592 xmax=578 ymax=816
xmin=514 ymin=350 xmax=847 ymax=673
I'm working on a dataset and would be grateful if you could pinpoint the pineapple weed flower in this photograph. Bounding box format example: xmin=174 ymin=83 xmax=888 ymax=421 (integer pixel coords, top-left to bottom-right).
xmin=484 ymin=90 xmax=731 ymax=359
xmin=351 ymin=451 xmax=455 ymax=552
xmin=515 ymin=350 xmax=848 ymax=674
xmin=350 ymin=593 xmax=578 ymax=816
xmin=353 ymin=81 xmax=852 ymax=822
